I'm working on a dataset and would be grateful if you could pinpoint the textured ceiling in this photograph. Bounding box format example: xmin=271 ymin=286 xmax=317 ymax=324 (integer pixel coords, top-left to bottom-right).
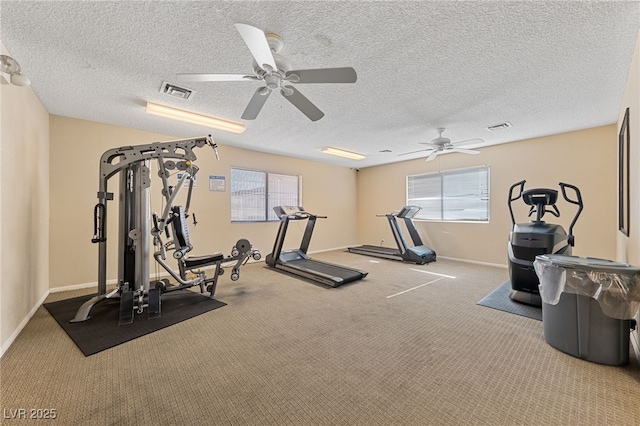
xmin=1 ymin=1 xmax=639 ymax=168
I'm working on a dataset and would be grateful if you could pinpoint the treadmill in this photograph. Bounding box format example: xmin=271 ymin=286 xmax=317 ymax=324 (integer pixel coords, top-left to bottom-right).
xmin=265 ymin=206 xmax=368 ymax=287
xmin=348 ymin=205 xmax=436 ymax=264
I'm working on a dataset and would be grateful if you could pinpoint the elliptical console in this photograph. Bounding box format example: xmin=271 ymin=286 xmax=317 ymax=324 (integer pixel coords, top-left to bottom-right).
xmin=507 ymin=180 xmax=583 ymax=306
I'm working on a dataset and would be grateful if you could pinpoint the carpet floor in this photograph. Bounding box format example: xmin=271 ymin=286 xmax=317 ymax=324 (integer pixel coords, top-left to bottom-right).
xmin=1 ymin=252 xmax=638 ymax=425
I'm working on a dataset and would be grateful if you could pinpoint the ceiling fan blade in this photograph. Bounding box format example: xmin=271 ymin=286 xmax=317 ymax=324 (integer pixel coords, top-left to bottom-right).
xmin=241 ymin=87 xmax=272 ymax=120
xmin=234 ymin=23 xmax=277 ymax=71
xmin=398 ymin=148 xmax=434 ymax=156
xmin=284 ymin=67 xmax=357 ymax=84
xmin=452 ymin=138 xmax=484 ymax=147
xmin=452 ymin=148 xmax=480 ymax=155
xmin=280 ymin=86 xmax=324 ymax=121
xmin=426 ymin=151 xmax=440 ymax=162
xmin=177 ymin=73 xmax=252 ymax=82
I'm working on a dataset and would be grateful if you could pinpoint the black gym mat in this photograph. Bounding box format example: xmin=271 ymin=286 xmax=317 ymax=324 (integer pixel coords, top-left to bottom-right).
xmin=44 ymin=291 xmax=226 ymax=356
xmin=476 ymin=281 xmax=542 ymax=321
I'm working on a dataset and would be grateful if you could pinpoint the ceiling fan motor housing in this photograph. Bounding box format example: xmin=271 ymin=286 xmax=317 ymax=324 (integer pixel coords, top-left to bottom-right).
xmin=253 ymin=53 xmax=293 ymax=88
xmin=253 ymin=53 xmax=292 ymax=74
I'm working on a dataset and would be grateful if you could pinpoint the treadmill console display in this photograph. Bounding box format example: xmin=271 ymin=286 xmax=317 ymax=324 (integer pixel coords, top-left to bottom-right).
xmin=273 ymin=205 xmax=304 ymax=217
xmin=396 ymin=205 xmax=421 ymax=219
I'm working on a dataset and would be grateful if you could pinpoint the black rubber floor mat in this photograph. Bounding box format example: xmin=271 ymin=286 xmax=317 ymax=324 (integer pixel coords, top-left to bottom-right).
xmin=44 ymin=291 xmax=226 ymax=356
xmin=477 ymin=281 xmax=542 ymax=321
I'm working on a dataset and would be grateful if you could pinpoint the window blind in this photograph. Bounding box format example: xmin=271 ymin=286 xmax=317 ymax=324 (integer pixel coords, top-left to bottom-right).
xmin=407 ymin=166 xmax=489 ymax=221
xmin=231 ymin=168 xmax=300 ymax=222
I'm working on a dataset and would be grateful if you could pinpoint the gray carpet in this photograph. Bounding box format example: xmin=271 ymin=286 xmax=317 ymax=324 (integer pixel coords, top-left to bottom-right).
xmin=476 ymin=281 xmax=542 ymax=321
xmin=3 ymin=255 xmax=639 ymax=426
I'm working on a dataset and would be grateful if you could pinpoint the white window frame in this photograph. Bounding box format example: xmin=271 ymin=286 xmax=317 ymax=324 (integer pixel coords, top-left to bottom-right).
xmin=230 ymin=167 xmax=301 ymax=222
xmin=406 ymin=166 xmax=490 ymax=222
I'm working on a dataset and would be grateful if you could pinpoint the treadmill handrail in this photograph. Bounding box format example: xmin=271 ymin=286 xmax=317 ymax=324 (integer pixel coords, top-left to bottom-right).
xmin=289 ymin=212 xmax=310 ymax=220
xmin=280 ymin=212 xmax=328 ymax=220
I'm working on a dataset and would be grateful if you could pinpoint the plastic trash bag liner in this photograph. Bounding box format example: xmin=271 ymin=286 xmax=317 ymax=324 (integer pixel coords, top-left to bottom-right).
xmin=534 ymin=254 xmax=640 ymax=320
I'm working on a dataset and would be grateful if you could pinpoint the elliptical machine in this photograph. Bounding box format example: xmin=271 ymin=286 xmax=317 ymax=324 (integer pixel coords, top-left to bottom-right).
xmin=507 ymin=180 xmax=583 ymax=306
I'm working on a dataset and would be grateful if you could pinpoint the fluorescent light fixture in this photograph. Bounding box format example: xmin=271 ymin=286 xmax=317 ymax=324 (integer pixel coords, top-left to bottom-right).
xmin=145 ymin=102 xmax=245 ymax=134
xmin=320 ymin=146 xmax=366 ymax=160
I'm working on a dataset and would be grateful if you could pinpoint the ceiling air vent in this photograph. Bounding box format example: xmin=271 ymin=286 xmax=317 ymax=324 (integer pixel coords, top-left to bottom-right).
xmin=486 ymin=121 xmax=512 ymax=131
xmin=160 ymin=81 xmax=194 ymax=100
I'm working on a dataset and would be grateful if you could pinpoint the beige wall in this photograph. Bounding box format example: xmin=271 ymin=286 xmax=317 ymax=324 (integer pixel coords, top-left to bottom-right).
xmin=357 ymin=125 xmax=617 ymax=266
xmin=0 ymin=43 xmax=50 ymax=355
xmin=617 ymin=30 xmax=640 ymax=347
xmin=617 ymin=30 xmax=640 ymax=265
xmin=3 ymin=31 xmax=638 ymax=357
xmin=49 ymin=116 xmax=358 ymax=289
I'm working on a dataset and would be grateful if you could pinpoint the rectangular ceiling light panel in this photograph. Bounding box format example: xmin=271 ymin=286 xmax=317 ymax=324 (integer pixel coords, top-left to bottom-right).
xmin=145 ymin=102 xmax=245 ymax=134
xmin=321 ymin=146 xmax=366 ymax=160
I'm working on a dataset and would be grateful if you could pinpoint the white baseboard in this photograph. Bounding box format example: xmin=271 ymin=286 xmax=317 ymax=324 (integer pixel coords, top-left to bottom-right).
xmin=50 ymin=278 xmax=117 ymax=293
xmin=0 ymin=289 xmax=50 ymax=358
xmin=310 ymin=245 xmax=352 ymax=254
xmin=49 ymin=258 xmax=266 ymax=293
xmin=437 ymin=255 xmax=508 ymax=269
xmin=339 ymin=245 xmax=508 ymax=269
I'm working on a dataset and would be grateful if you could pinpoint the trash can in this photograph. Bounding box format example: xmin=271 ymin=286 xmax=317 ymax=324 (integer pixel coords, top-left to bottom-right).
xmin=534 ymin=254 xmax=640 ymax=365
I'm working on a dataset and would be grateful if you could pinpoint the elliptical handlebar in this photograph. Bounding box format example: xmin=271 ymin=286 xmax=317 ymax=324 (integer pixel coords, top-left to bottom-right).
xmin=508 ymin=180 xmax=583 ymax=247
xmin=507 ymin=180 xmax=526 ymax=226
xmin=559 ymin=182 xmax=583 ymax=246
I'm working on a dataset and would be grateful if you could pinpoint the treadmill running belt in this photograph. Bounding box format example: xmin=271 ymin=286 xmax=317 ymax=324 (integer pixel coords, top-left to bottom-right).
xmin=350 ymin=245 xmax=400 ymax=255
xmin=281 ymin=258 xmax=366 ymax=287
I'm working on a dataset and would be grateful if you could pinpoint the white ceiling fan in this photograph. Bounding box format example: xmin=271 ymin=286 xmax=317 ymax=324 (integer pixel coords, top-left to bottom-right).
xmin=399 ymin=128 xmax=484 ymax=161
xmin=177 ymin=23 xmax=357 ymax=121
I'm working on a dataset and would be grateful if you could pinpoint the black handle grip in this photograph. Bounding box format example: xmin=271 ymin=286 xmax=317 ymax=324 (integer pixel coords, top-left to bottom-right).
xmin=91 ymin=203 xmax=107 ymax=243
xmin=559 ymin=182 xmax=584 ymax=246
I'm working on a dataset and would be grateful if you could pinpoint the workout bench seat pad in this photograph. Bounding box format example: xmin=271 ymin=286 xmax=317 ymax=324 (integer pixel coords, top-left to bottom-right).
xmin=184 ymin=253 xmax=224 ymax=269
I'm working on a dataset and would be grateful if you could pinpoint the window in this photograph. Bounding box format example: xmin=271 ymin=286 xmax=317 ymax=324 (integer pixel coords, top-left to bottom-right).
xmin=407 ymin=166 xmax=489 ymax=221
xmin=231 ymin=168 xmax=300 ymax=222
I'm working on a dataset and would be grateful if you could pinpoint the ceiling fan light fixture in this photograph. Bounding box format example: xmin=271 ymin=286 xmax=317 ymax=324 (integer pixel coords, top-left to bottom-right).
xmin=0 ymin=54 xmax=30 ymax=87
xmin=145 ymin=102 xmax=246 ymax=134
xmin=280 ymin=86 xmax=294 ymax=96
xmin=0 ymin=54 xmax=20 ymax=74
xmin=264 ymin=74 xmax=279 ymax=89
xmin=321 ymin=146 xmax=366 ymax=161
xmin=9 ymin=72 xmax=30 ymax=87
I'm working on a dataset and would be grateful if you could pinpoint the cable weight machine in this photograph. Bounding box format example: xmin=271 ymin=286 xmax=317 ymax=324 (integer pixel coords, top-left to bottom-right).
xmin=72 ymin=136 xmax=260 ymax=324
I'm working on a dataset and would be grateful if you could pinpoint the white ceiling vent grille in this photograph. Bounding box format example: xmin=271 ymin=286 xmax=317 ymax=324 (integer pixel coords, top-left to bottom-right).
xmin=486 ymin=121 xmax=512 ymax=131
xmin=160 ymin=81 xmax=194 ymax=100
